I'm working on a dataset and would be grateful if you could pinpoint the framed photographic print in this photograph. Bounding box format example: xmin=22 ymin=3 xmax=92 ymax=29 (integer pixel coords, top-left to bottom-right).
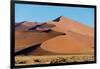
xmin=11 ymin=0 xmax=96 ymax=68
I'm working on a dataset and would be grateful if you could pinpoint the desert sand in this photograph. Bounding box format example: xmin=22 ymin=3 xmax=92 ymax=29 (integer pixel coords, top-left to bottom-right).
xmin=15 ymin=16 xmax=94 ymax=65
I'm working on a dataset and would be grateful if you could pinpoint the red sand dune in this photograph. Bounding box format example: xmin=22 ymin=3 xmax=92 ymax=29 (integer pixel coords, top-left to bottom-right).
xmin=15 ymin=21 xmax=38 ymax=30
xmin=40 ymin=16 xmax=94 ymax=54
xmin=15 ymin=29 xmax=65 ymax=52
xmin=15 ymin=16 xmax=94 ymax=55
xmin=48 ymin=16 xmax=93 ymax=36
xmin=41 ymin=33 xmax=93 ymax=54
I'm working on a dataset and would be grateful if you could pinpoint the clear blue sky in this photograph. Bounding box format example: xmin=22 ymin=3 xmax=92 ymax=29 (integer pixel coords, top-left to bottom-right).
xmin=15 ymin=4 xmax=94 ymax=27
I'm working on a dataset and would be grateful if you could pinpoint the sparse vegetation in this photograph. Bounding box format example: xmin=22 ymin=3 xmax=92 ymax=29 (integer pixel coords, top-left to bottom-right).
xmin=50 ymin=57 xmax=66 ymax=64
xmin=34 ymin=59 xmax=41 ymax=62
xmin=15 ymin=59 xmax=26 ymax=64
xmin=15 ymin=55 xmax=94 ymax=66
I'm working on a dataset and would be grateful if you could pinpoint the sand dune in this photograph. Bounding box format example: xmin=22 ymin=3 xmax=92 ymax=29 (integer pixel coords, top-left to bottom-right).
xmin=15 ymin=30 xmax=65 ymax=52
xmin=15 ymin=21 xmax=38 ymax=30
xmin=39 ymin=16 xmax=94 ymax=54
xmin=41 ymin=34 xmax=93 ymax=54
xmin=15 ymin=16 xmax=94 ymax=55
xmin=67 ymin=31 xmax=94 ymax=48
xmin=48 ymin=16 xmax=93 ymax=36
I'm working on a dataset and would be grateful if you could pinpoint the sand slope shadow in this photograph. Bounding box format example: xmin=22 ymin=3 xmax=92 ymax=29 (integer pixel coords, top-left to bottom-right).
xmin=15 ymin=44 xmax=58 ymax=56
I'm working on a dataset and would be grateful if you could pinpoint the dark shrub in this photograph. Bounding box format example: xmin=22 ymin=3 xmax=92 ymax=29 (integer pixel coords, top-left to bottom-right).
xmin=18 ymin=61 xmax=26 ymax=64
xmin=34 ymin=59 xmax=41 ymax=62
xmin=50 ymin=57 xmax=66 ymax=64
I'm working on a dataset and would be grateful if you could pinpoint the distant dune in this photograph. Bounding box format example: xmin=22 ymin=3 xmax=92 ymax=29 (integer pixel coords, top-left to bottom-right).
xmin=15 ymin=21 xmax=38 ymax=30
xmin=15 ymin=16 xmax=94 ymax=55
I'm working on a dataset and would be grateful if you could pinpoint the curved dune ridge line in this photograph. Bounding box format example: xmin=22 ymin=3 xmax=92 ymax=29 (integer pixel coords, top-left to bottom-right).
xmin=41 ymin=35 xmax=93 ymax=54
xmin=15 ymin=30 xmax=50 ymax=52
xmin=15 ymin=30 xmax=65 ymax=52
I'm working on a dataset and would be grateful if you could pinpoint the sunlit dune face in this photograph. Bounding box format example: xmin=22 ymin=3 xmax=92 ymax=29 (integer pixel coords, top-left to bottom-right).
xmin=41 ymin=35 xmax=93 ymax=54
xmin=49 ymin=16 xmax=93 ymax=36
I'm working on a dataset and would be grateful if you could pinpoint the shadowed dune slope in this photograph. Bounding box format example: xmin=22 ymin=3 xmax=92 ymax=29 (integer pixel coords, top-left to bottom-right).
xmin=16 ymin=45 xmax=60 ymax=55
xmin=15 ymin=30 xmax=65 ymax=52
xmin=15 ymin=21 xmax=38 ymax=30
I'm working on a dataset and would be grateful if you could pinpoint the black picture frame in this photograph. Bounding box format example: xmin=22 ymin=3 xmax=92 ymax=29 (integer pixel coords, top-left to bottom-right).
xmin=10 ymin=0 xmax=97 ymax=69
